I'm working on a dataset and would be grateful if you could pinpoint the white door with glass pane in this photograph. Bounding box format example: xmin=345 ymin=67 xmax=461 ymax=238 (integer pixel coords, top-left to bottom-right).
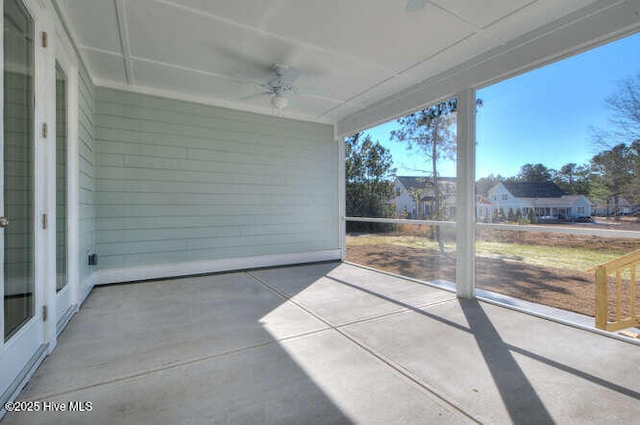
xmin=0 ymin=0 xmax=45 ymax=407
xmin=54 ymin=61 xmax=71 ymax=327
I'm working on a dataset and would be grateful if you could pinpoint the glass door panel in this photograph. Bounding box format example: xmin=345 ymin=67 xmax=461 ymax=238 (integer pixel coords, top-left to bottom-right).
xmin=3 ymin=0 xmax=35 ymax=341
xmin=55 ymin=63 xmax=67 ymax=293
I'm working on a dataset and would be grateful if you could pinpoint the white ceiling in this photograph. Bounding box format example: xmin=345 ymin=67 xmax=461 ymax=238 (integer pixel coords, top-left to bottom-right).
xmin=55 ymin=0 xmax=606 ymax=125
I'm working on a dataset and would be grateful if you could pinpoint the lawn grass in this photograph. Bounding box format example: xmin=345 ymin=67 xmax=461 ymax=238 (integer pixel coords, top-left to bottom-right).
xmin=474 ymin=241 xmax=625 ymax=272
xmin=346 ymin=234 xmax=627 ymax=273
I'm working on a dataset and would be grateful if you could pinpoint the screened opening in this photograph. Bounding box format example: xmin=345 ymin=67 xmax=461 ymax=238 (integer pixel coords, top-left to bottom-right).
xmin=345 ymin=97 xmax=459 ymax=287
xmin=475 ymin=32 xmax=640 ymax=319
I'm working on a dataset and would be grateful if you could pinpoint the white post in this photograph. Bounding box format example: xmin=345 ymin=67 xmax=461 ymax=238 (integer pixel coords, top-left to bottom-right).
xmin=42 ymin=13 xmax=58 ymax=352
xmin=338 ymin=137 xmax=346 ymax=260
xmin=456 ymin=89 xmax=476 ymax=299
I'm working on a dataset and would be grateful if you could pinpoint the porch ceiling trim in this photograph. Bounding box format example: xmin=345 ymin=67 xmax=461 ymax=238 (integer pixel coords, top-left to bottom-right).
xmin=91 ymin=77 xmax=336 ymax=125
xmin=336 ymin=0 xmax=640 ymax=138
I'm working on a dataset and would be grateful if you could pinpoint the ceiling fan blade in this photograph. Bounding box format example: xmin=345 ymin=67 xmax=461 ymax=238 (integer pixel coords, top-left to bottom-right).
xmin=212 ymin=45 xmax=273 ymax=76
xmin=231 ymin=73 xmax=268 ymax=87
xmin=405 ymin=0 xmax=427 ymax=12
xmin=241 ymin=91 xmax=272 ymax=101
xmin=281 ymin=66 xmax=300 ymax=82
xmin=296 ymin=87 xmax=330 ymax=97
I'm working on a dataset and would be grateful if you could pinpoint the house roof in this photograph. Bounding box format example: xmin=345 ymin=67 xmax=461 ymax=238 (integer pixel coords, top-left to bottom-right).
xmin=476 ymin=195 xmax=493 ymax=206
xmin=501 ymin=182 xmax=565 ymax=198
xmin=396 ymin=176 xmax=456 ymax=191
xmin=397 ymin=176 xmax=431 ymax=191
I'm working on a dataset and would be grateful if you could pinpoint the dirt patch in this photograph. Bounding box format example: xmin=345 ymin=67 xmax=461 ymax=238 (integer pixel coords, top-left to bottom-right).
xmin=389 ymin=221 xmax=640 ymax=251
xmin=346 ymin=244 xmax=639 ymax=320
xmin=476 ymin=229 xmax=640 ymax=251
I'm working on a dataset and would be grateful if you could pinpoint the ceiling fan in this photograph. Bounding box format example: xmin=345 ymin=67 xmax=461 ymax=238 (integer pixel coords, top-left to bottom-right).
xmin=236 ymin=64 xmax=322 ymax=110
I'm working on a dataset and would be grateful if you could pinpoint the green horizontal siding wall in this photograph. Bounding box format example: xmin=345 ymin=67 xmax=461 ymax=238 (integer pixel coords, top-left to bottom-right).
xmin=95 ymin=88 xmax=339 ymax=270
xmin=78 ymin=65 xmax=96 ymax=290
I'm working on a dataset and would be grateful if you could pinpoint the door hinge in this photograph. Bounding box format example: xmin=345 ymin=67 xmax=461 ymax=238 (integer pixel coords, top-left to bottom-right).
xmin=42 ymin=122 xmax=48 ymax=139
xmin=42 ymin=305 xmax=48 ymax=322
xmin=41 ymin=31 xmax=48 ymax=48
xmin=42 ymin=213 xmax=48 ymax=229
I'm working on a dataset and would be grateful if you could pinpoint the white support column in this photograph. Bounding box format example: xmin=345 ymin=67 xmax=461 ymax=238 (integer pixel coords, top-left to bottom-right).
xmin=456 ymin=88 xmax=476 ymax=299
xmin=338 ymin=137 xmax=346 ymax=260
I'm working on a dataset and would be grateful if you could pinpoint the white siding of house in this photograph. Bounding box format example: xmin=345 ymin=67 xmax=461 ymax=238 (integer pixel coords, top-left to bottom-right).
xmin=571 ymin=197 xmax=591 ymax=217
xmin=485 ymin=183 xmax=592 ymax=220
xmin=393 ymin=180 xmax=415 ymax=218
xmin=486 ymin=184 xmax=528 ymax=217
xmin=393 ymin=178 xmax=458 ymax=220
xmin=78 ymin=65 xmax=96 ymax=296
xmin=94 ymin=88 xmax=339 ymax=280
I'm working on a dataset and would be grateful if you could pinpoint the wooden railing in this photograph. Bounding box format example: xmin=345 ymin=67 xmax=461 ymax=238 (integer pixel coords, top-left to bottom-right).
xmin=590 ymin=249 xmax=640 ymax=331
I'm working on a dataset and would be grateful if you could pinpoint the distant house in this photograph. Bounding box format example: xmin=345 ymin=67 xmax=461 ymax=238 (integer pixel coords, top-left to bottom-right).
xmin=482 ymin=182 xmax=591 ymax=221
xmin=590 ymin=197 xmax=634 ymax=216
xmin=393 ymin=176 xmax=457 ymax=219
xmin=475 ymin=195 xmax=493 ymax=222
xmin=395 ymin=178 xmax=593 ymax=222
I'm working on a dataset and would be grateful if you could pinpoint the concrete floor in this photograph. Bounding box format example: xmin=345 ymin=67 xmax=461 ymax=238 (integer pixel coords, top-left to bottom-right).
xmin=3 ymin=262 xmax=640 ymax=424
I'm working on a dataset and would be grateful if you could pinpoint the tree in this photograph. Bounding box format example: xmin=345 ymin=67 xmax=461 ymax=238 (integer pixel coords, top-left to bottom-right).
xmin=593 ymin=72 xmax=640 ymax=146
xmin=517 ymin=163 xmax=553 ymax=182
xmin=515 ymin=208 xmax=523 ymax=223
xmin=590 ymin=142 xmax=639 ymax=214
xmin=476 ymin=174 xmax=504 ymax=197
xmin=390 ymin=100 xmax=458 ymax=220
xmin=590 ymin=144 xmax=628 ymax=213
xmin=527 ymin=208 xmax=536 ymax=224
xmin=403 ymin=177 xmax=429 ymax=220
xmin=558 ymin=163 xmax=576 ymax=185
xmin=629 ymin=140 xmax=640 ymax=205
xmin=491 ymin=209 xmax=498 ymax=223
xmin=345 ymin=133 xmax=396 ymax=230
xmin=390 ymin=98 xmax=482 ymax=251
xmin=554 ymin=163 xmax=592 ymax=195
xmin=589 ymin=72 xmax=640 ymax=213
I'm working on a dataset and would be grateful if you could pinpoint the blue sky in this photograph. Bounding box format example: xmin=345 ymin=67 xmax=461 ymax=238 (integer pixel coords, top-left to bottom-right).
xmin=362 ymin=31 xmax=640 ymax=179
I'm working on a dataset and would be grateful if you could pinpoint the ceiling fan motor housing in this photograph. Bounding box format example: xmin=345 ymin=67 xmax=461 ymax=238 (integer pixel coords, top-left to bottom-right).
xmin=267 ymin=78 xmax=297 ymax=96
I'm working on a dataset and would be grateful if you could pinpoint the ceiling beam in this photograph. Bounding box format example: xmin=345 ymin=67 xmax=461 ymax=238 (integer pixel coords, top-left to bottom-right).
xmin=114 ymin=0 xmax=134 ymax=85
xmin=51 ymin=0 xmax=94 ymax=85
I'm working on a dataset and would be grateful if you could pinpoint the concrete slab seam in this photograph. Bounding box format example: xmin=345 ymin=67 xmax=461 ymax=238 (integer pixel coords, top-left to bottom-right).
xmin=328 ymin=296 xmax=459 ymax=330
xmin=342 ymin=261 xmax=456 ymax=293
xmin=18 ymin=327 xmax=333 ymax=403
xmin=345 ymin=261 xmax=640 ymax=347
xmin=245 ymin=271 xmax=482 ymax=424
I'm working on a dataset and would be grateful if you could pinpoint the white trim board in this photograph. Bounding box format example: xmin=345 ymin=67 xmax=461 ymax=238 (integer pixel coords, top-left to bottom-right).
xmin=78 ymin=273 xmax=96 ymax=305
xmin=94 ymin=250 xmax=342 ymax=285
xmin=93 ymin=78 xmax=335 ymax=126
xmin=50 ymin=0 xmax=95 ymax=86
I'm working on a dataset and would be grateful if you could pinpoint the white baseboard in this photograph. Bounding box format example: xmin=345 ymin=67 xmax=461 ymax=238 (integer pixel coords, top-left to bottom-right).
xmin=94 ymin=250 xmax=342 ymax=285
xmin=0 ymin=344 xmax=48 ymax=420
xmin=78 ymin=273 xmax=97 ymax=305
